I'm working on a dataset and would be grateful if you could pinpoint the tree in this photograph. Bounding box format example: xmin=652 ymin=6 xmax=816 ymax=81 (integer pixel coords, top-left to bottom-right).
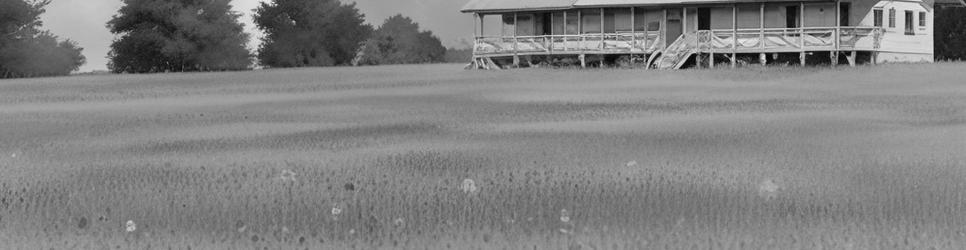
xmin=935 ymin=6 xmax=966 ymax=61
xmin=353 ymin=15 xmax=446 ymax=66
xmin=254 ymin=0 xmax=372 ymax=67
xmin=0 ymin=0 xmax=85 ymax=78
xmin=107 ymin=0 xmax=252 ymax=73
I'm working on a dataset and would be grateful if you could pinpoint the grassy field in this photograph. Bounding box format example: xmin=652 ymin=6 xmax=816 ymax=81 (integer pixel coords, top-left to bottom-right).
xmin=1 ymin=63 xmax=965 ymax=249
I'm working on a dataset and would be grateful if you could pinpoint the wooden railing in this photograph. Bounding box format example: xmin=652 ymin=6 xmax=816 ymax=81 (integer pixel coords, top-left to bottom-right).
xmin=474 ymin=27 xmax=882 ymax=56
xmin=474 ymin=32 xmax=662 ymax=56
xmin=698 ymin=26 xmax=882 ymax=53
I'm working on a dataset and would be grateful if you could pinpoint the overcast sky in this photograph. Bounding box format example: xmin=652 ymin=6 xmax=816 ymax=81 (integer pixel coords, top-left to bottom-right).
xmin=42 ymin=0 xmax=473 ymax=72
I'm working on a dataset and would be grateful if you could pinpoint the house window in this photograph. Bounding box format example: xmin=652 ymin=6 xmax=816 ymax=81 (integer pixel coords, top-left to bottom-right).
xmin=889 ymin=9 xmax=896 ymax=28
xmin=905 ymin=10 xmax=914 ymax=35
xmin=919 ymin=11 xmax=926 ymax=26
xmin=873 ymin=9 xmax=883 ymax=27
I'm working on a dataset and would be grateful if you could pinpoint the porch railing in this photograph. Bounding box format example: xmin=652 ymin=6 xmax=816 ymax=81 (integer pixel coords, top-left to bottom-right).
xmin=474 ymin=32 xmax=662 ymax=56
xmin=474 ymin=27 xmax=882 ymax=56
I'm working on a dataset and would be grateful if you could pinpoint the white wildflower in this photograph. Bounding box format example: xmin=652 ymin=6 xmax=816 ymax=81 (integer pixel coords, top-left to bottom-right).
xmin=393 ymin=218 xmax=405 ymax=226
xmin=125 ymin=220 xmax=136 ymax=232
xmin=460 ymin=179 xmax=478 ymax=194
xmin=560 ymin=209 xmax=571 ymax=223
xmin=758 ymin=179 xmax=780 ymax=199
xmin=280 ymin=170 xmax=297 ymax=182
xmin=348 ymin=229 xmax=356 ymax=235
xmin=625 ymin=161 xmax=637 ymax=167
xmin=331 ymin=206 xmax=343 ymax=216
xmin=11 ymin=153 xmax=16 ymax=158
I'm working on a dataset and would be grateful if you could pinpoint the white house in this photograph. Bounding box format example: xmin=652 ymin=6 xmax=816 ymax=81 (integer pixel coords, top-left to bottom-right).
xmin=462 ymin=0 xmax=966 ymax=69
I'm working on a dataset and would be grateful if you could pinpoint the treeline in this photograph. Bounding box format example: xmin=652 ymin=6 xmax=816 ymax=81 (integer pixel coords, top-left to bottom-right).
xmin=108 ymin=0 xmax=461 ymax=74
xmin=0 ymin=0 xmax=85 ymax=78
xmin=935 ymin=6 xmax=966 ymax=61
xmin=1 ymin=0 xmax=470 ymax=78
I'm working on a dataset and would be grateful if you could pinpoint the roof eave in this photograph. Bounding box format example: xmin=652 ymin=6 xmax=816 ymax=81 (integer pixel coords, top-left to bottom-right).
xmin=461 ymin=7 xmax=573 ymax=13
xmin=573 ymin=0 xmax=834 ymax=7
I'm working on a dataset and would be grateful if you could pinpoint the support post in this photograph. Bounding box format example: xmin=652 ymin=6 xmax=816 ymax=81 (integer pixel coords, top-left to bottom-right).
xmin=800 ymin=2 xmax=805 ymax=64
xmin=683 ymin=8 xmax=688 ymax=35
xmin=579 ymin=10 xmax=584 ymax=52
xmin=631 ymin=7 xmax=636 ymax=53
xmin=834 ymin=0 xmax=840 ymax=67
xmin=474 ymin=13 xmax=480 ymax=61
xmin=759 ymin=3 xmax=765 ymax=50
xmin=563 ymin=11 xmax=568 ymax=51
xmin=732 ymin=4 xmax=737 ymax=68
xmin=662 ymin=9 xmax=668 ymax=49
xmin=849 ymin=50 xmax=856 ymax=67
xmin=580 ymin=54 xmax=587 ymax=68
xmin=601 ymin=8 xmax=605 ymax=51
xmin=831 ymin=51 xmax=838 ymax=66
xmin=549 ymin=12 xmax=554 ymax=54
xmin=709 ymin=52 xmax=715 ymax=68
xmin=514 ymin=12 xmax=519 ymax=67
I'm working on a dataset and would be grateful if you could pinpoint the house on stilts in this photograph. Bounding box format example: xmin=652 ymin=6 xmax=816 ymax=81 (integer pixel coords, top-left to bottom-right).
xmin=462 ymin=0 xmax=966 ymax=69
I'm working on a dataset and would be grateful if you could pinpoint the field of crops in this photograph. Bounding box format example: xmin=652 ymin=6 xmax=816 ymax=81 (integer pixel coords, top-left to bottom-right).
xmin=1 ymin=63 xmax=965 ymax=248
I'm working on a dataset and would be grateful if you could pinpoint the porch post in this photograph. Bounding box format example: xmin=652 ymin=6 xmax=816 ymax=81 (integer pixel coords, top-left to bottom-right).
xmin=732 ymin=4 xmax=737 ymax=68
xmin=579 ymin=10 xmax=586 ymax=68
xmin=631 ymin=7 xmax=636 ymax=53
xmin=549 ymin=12 xmax=554 ymax=54
xmin=563 ymin=11 xmax=568 ymax=51
xmin=472 ymin=13 xmax=479 ymax=67
xmin=663 ymin=9 xmax=668 ymax=49
xmin=514 ymin=12 xmax=520 ymax=67
xmin=642 ymin=8 xmax=648 ymax=51
xmin=601 ymin=8 xmax=605 ymax=52
xmin=832 ymin=0 xmax=840 ymax=67
xmin=759 ymin=3 xmax=766 ymax=66
xmin=683 ymin=8 xmax=688 ymax=36
xmin=800 ymin=2 xmax=806 ymax=66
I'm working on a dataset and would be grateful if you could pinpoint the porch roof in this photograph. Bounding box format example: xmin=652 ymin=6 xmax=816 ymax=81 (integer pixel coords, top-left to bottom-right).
xmin=462 ymin=0 xmax=845 ymax=13
xmin=573 ymin=0 xmax=828 ymax=7
xmin=462 ymin=0 xmax=962 ymax=13
xmin=461 ymin=0 xmax=577 ymax=13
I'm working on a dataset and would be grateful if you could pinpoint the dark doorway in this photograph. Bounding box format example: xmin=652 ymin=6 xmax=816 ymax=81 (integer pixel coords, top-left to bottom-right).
xmin=786 ymin=6 xmax=799 ymax=28
xmin=697 ymin=8 xmax=711 ymax=30
xmin=904 ymin=10 xmax=914 ymax=34
xmin=666 ymin=8 xmax=683 ymax=47
xmin=840 ymin=3 xmax=851 ymax=26
xmin=542 ymin=13 xmax=553 ymax=35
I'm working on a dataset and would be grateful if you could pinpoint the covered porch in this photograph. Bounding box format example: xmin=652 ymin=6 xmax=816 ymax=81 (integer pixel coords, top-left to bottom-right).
xmin=467 ymin=0 xmax=883 ymax=68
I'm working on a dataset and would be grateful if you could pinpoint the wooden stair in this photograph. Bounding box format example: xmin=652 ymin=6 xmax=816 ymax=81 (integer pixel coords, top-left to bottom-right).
xmin=653 ymin=32 xmax=699 ymax=70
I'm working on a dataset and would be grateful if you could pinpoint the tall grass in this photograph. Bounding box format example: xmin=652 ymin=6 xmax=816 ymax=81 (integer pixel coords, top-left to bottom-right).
xmin=1 ymin=63 xmax=965 ymax=248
